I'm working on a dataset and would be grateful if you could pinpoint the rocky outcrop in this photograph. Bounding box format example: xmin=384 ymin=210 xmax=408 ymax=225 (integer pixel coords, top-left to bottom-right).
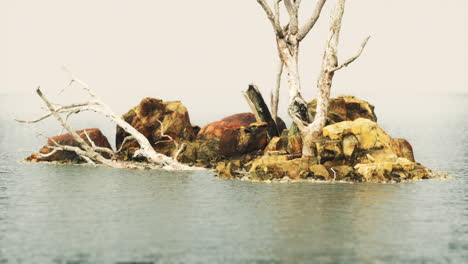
xmin=27 ymin=128 xmax=112 ymax=163
xmin=246 ymin=118 xmax=431 ymax=182
xmin=116 ymin=98 xmax=195 ymax=160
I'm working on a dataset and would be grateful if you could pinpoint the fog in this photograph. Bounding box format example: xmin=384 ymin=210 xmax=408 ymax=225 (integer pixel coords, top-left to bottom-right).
xmin=1 ymin=0 xmax=467 ymax=126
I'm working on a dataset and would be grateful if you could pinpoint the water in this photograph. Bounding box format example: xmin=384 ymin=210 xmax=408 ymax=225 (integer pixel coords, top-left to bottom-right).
xmin=0 ymin=94 xmax=467 ymax=263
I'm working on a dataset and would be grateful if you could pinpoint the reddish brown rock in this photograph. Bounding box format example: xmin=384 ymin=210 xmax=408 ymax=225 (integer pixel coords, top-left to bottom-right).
xmin=197 ymin=113 xmax=269 ymax=157
xmin=198 ymin=113 xmax=256 ymax=139
xmin=27 ymin=128 xmax=112 ymax=163
xmin=116 ymin=98 xmax=195 ymax=159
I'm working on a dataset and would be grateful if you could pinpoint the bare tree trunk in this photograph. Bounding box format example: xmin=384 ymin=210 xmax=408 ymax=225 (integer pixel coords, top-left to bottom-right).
xmin=277 ymin=38 xmax=310 ymax=128
xmin=301 ymin=0 xmax=370 ymax=157
xmin=243 ymin=84 xmax=279 ymax=138
xmin=270 ymin=60 xmax=283 ymax=123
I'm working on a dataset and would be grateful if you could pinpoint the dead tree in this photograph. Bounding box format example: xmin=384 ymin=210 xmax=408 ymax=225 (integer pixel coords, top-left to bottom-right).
xmin=256 ymin=0 xmax=369 ymax=156
xmin=257 ymin=0 xmax=327 ymax=125
xmin=299 ymin=0 xmax=369 ymax=156
xmin=15 ymin=69 xmax=191 ymax=170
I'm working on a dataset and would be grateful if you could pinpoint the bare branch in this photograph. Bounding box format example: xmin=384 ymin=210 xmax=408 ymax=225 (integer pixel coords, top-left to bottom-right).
xmin=330 ymin=36 xmax=370 ymax=72
xmin=43 ymin=134 xmax=97 ymax=165
xmin=257 ymin=0 xmax=284 ymax=37
xmin=155 ymin=119 xmax=179 ymax=148
xmin=274 ymin=0 xmax=281 ymax=32
xmin=283 ymin=0 xmax=299 ymax=35
xmin=173 ymin=143 xmax=187 ymax=161
xmin=83 ymin=129 xmax=96 ymax=149
xmin=15 ymin=102 xmax=98 ymax=123
xmin=270 ymin=60 xmax=283 ymax=122
xmin=33 ymin=87 xmax=119 ymax=167
xmin=15 ymin=113 xmax=53 ymax=124
xmin=116 ymin=136 xmax=135 ymax=153
xmin=295 ymin=0 xmax=302 ymax=9
xmin=36 ymin=148 xmax=59 ymax=158
xmin=297 ymin=0 xmax=327 ymax=41
xmin=83 ymin=129 xmax=115 ymax=158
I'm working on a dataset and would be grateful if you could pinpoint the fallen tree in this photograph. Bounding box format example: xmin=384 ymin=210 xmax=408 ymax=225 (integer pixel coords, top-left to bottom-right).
xmin=15 ymin=69 xmax=192 ymax=170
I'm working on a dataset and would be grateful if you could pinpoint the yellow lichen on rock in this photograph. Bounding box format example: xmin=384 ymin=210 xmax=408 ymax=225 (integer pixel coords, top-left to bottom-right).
xmin=322 ymin=118 xmax=392 ymax=150
xmin=354 ymin=157 xmax=417 ymax=182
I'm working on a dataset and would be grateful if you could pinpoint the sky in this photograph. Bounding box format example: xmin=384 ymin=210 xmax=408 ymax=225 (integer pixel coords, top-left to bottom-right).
xmin=1 ymin=0 xmax=467 ymax=126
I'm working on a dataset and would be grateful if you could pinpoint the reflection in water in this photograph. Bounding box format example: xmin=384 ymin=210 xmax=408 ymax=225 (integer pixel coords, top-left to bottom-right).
xmin=0 ymin=95 xmax=467 ymax=263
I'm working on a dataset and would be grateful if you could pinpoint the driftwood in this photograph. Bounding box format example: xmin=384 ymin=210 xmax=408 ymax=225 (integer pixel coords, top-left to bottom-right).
xmin=15 ymin=69 xmax=193 ymax=170
xmin=243 ymin=84 xmax=279 ymax=139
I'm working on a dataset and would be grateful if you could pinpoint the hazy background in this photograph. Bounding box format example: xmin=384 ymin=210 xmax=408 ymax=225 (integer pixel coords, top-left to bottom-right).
xmin=1 ymin=0 xmax=467 ymax=127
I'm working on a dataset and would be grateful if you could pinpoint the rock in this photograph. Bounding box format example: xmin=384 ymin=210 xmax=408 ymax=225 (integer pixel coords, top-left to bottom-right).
xmin=391 ymin=138 xmax=415 ymax=162
xmin=330 ymin=165 xmax=354 ymax=181
xmin=342 ymin=134 xmax=359 ymax=158
xmin=198 ymin=113 xmax=256 ymax=139
xmin=215 ymin=161 xmax=238 ymax=179
xmin=322 ymin=118 xmax=392 ymax=150
xmin=27 ymin=128 xmax=112 ymax=163
xmin=263 ymin=134 xmax=302 ymax=155
xmin=408 ymin=164 xmax=431 ymax=180
xmin=249 ymin=156 xmax=322 ymax=180
xmin=354 ymin=157 xmax=423 ymax=182
xmin=177 ymin=140 xmax=222 ymax=167
xmin=309 ymin=164 xmax=331 ymax=180
xmin=264 ymin=136 xmax=288 ymax=153
xmin=304 ymin=118 xmax=430 ymax=182
xmin=308 ymin=95 xmax=377 ymax=124
xmin=197 ymin=113 xmax=269 ymax=157
xmin=287 ymin=135 xmax=303 ymax=155
xmin=116 ymin=98 xmax=195 ymax=160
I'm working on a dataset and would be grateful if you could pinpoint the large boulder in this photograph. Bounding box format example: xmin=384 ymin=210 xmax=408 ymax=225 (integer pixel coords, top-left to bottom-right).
xmin=319 ymin=118 xmax=429 ymax=182
xmin=196 ymin=113 xmax=269 ymax=157
xmin=27 ymin=128 xmax=112 ymax=163
xmin=308 ymin=95 xmax=377 ymax=124
xmin=116 ymin=98 xmax=195 ymax=160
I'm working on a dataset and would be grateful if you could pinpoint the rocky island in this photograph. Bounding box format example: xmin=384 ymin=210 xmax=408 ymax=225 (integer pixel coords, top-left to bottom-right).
xmin=25 ymin=94 xmax=433 ymax=183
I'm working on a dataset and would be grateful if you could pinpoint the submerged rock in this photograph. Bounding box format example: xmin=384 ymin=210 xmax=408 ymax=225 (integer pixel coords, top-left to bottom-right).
xmin=116 ymin=97 xmax=195 ymax=160
xmin=27 ymin=128 xmax=112 ymax=163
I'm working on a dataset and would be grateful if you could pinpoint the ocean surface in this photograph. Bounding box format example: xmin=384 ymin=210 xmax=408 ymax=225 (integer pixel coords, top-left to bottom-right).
xmin=0 ymin=94 xmax=467 ymax=263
